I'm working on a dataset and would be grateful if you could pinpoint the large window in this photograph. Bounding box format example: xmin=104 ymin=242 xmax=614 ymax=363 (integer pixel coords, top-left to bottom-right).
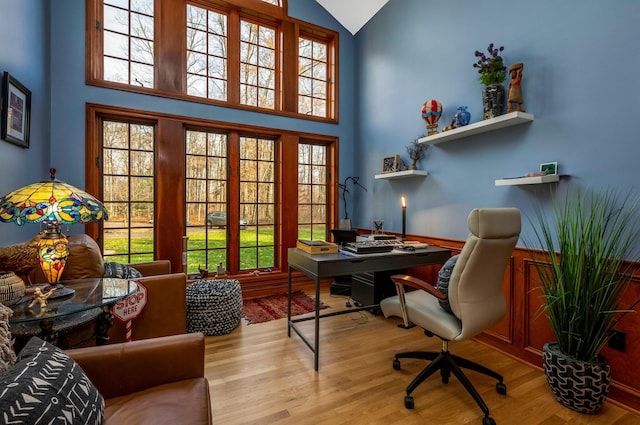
xmin=88 ymin=106 xmax=336 ymax=289
xmin=297 ymin=143 xmax=328 ymax=239
xmin=239 ymin=136 xmax=276 ymax=269
xmin=185 ymin=130 xmax=228 ymax=273
xmin=298 ymin=36 xmax=328 ymax=118
xmin=102 ymin=0 xmax=154 ymax=87
xmin=101 ymin=120 xmax=155 ymax=263
xmin=89 ymin=0 xmax=337 ymax=121
xmin=239 ymin=20 xmax=277 ymax=109
xmin=186 ymin=5 xmax=228 ymax=101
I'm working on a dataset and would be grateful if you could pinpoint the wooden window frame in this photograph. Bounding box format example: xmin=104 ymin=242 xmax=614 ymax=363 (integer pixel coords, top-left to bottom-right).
xmin=85 ymin=103 xmax=339 ymax=294
xmin=86 ymin=0 xmax=338 ymax=123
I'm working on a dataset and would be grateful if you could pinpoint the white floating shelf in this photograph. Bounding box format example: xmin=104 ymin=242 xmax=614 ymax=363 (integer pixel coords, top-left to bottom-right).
xmin=419 ymin=111 xmax=534 ymax=145
xmin=495 ymin=174 xmax=559 ymax=186
xmin=375 ymin=170 xmax=428 ymax=180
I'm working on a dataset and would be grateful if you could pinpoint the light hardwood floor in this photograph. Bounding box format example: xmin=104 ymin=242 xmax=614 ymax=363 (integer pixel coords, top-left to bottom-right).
xmin=204 ymin=290 xmax=640 ymax=425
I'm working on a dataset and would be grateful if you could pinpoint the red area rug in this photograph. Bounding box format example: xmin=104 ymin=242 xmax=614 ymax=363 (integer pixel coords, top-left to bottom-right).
xmin=242 ymin=290 xmax=329 ymax=324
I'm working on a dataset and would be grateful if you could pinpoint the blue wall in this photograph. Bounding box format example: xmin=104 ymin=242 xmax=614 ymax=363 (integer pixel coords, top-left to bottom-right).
xmin=0 ymin=0 xmax=50 ymax=244
xmin=354 ymin=0 xmax=640 ymax=244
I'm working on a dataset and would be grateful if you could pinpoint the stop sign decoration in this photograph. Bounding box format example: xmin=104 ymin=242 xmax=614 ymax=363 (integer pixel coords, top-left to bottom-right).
xmin=112 ymin=281 xmax=148 ymax=341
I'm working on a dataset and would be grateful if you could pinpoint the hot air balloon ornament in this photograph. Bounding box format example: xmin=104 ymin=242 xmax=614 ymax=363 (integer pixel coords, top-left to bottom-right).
xmin=421 ymin=99 xmax=443 ymax=136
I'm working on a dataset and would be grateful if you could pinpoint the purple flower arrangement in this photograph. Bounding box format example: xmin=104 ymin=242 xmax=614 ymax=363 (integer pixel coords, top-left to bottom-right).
xmin=473 ymin=43 xmax=506 ymax=85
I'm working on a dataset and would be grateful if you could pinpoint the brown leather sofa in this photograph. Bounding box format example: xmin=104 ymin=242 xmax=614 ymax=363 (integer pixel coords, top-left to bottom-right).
xmin=31 ymin=234 xmax=187 ymax=344
xmin=66 ymin=333 xmax=213 ymax=424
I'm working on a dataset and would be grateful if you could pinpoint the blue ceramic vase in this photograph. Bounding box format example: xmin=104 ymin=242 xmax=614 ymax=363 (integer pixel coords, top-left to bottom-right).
xmin=453 ymin=106 xmax=471 ymax=128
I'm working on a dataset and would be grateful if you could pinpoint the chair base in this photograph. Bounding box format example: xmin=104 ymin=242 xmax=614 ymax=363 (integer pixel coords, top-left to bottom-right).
xmin=393 ymin=349 xmax=506 ymax=423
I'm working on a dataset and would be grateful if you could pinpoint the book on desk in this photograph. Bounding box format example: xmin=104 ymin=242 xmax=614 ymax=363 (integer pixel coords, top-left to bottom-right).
xmin=296 ymin=239 xmax=339 ymax=254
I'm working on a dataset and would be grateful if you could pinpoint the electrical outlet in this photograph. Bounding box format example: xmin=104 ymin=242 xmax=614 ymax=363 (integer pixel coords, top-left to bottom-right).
xmin=609 ymin=330 xmax=626 ymax=352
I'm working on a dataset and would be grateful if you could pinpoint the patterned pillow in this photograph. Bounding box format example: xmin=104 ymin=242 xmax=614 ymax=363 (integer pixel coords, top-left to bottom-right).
xmin=0 ymin=337 xmax=104 ymax=424
xmin=435 ymin=255 xmax=459 ymax=314
xmin=103 ymin=261 xmax=143 ymax=279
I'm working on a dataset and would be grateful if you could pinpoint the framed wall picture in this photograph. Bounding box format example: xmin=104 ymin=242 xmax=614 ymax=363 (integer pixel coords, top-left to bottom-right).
xmin=539 ymin=161 xmax=558 ymax=175
xmin=381 ymin=155 xmax=400 ymax=173
xmin=1 ymin=72 xmax=31 ymax=148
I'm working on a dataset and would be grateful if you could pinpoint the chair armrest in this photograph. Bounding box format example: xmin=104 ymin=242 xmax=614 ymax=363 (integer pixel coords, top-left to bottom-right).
xmin=389 ymin=274 xmax=446 ymax=328
xmin=129 ymin=260 xmax=172 ymax=276
xmin=66 ymin=333 xmax=205 ymax=400
xmin=108 ymin=272 xmax=187 ymax=344
xmin=390 ymin=274 xmax=446 ymax=300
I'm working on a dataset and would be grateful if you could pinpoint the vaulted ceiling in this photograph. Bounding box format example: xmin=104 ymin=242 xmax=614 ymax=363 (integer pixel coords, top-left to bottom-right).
xmin=315 ymin=0 xmax=390 ymax=35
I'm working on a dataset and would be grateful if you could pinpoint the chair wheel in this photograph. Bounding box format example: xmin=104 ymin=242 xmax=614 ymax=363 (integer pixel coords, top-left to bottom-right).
xmin=482 ymin=416 xmax=496 ymax=425
xmin=496 ymin=382 xmax=507 ymax=395
xmin=393 ymin=359 xmax=401 ymax=370
xmin=404 ymin=395 xmax=414 ymax=409
xmin=440 ymin=368 xmax=450 ymax=384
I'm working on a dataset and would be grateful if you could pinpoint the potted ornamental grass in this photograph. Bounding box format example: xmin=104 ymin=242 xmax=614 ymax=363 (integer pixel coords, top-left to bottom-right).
xmin=525 ymin=187 xmax=640 ymax=414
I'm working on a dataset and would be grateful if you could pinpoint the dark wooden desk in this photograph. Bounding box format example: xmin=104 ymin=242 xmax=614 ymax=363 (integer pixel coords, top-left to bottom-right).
xmin=287 ymin=246 xmax=451 ymax=370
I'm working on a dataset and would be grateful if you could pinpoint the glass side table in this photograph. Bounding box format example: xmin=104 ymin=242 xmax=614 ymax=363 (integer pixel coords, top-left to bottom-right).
xmin=9 ymin=277 xmax=137 ymax=351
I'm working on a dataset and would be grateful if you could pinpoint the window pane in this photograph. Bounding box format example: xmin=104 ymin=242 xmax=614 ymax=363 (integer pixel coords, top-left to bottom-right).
xmin=104 ymin=150 xmax=129 ymax=175
xmin=239 ymin=136 xmax=275 ymax=270
xmin=132 ymin=12 xmax=154 ymax=41
xmin=297 ymin=143 xmax=328 ymax=241
xmin=131 ymin=124 xmax=154 ymax=150
xmin=240 ymin=63 xmax=258 ymax=85
xmin=131 ymin=62 xmax=154 ymax=87
xmin=104 ymin=31 xmax=129 ymax=59
xmin=299 ymin=76 xmax=311 ymax=96
xmin=102 ymin=120 xmax=155 ymax=263
xmin=104 ymin=5 xmax=128 ymax=33
xmin=131 ymin=151 xmax=153 ymax=175
xmin=240 ymin=19 xmax=276 ymax=110
xmin=298 ymin=36 xmax=329 ymax=117
xmin=104 ymin=57 xmax=129 ymax=84
xmin=208 ymin=34 xmax=226 ymax=57
xmin=103 ymin=1 xmax=154 ymax=87
xmin=190 ymin=29 xmax=207 ymax=54
xmin=131 ymin=0 xmax=153 ymax=15
xmin=187 ymin=74 xmax=207 ymax=97
xmin=105 ymin=0 xmax=128 ymax=9
xmin=131 ymin=38 xmax=153 ymax=64
xmin=208 ymin=78 xmax=226 ymax=101
xmin=186 ymin=5 xmax=228 ymax=101
xmin=185 ymin=130 xmax=228 ymax=274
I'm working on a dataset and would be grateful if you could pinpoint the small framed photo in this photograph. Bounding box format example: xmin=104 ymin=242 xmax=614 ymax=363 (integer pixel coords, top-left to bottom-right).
xmin=1 ymin=72 xmax=31 ymax=148
xmin=381 ymin=155 xmax=400 ymax=173
xmin=540 ymin=162 xmax=558 ymax=175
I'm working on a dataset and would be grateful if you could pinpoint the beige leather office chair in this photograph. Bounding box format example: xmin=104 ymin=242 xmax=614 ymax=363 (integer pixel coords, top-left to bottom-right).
xmin=381 ymin=208 xmax=521 ymax=425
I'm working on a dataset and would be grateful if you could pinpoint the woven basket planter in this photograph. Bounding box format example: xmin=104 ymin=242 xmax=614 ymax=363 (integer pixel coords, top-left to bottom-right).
xmin=542 ymin=342 xmax=611 ymax=414
xmin=0 ymin=272 xmax=25 ymax=306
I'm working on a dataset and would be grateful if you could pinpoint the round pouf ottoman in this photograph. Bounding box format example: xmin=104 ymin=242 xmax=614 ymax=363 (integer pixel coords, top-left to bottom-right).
xmin=186 ymin=279 xmax=242 ymax=336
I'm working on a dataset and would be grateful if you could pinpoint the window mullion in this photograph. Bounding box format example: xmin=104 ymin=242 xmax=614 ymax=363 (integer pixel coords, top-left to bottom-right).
xmin=227 ymin=9 xmax=241 ymax=104
xmin=280 ymin=20 xmax=297 ymax=113
xmin=227 ymin=132 xmax=241 ymax=272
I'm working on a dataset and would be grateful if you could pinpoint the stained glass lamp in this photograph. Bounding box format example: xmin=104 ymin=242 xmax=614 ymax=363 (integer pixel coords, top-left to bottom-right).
xmin=0 ymin=168 xmax=108 ymax=296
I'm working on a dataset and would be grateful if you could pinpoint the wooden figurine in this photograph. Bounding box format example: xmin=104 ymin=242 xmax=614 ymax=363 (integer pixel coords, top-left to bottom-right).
xmin=28 ymin=287 xmax=57 ymax=309
xmin=508 ymin=63 xmax=525 ymax=112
